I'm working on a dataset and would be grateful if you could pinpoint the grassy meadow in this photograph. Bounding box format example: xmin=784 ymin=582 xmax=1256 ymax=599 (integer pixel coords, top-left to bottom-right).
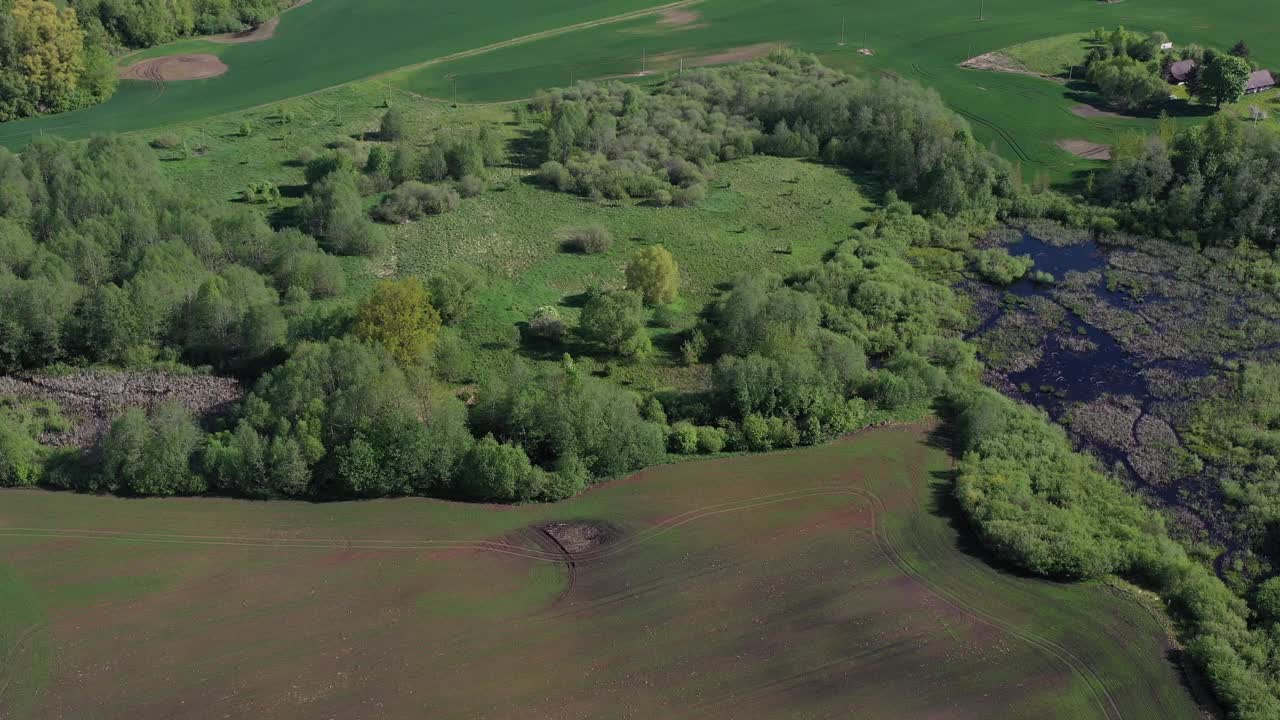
xmin=145 ymin=79 xmax=880 ymax=389
xmin=0 ymin=426 xmax=1204 ymax=719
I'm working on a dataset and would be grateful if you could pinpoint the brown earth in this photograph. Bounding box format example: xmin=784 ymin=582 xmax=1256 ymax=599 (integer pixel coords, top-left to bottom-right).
xmin=658 ymin=8 xmax=701 ymax=26
xmin=1056 ymin=138 xmax=1112 ymax=160
xmin=120 ymin=54 xmax=229 ymax=81
xmin=539 ymin=520 xmax=622 ymax=554
xmin=1071 ymin=103 xmax=1126 ymax=118
xmin=209 ymin=0 xmax=312 ymax=43
xmin=209 ymin=16 xmax=280 ymax=43
xmin=688 ymin=42 xmax=777 ymax=68
xmin=0 ymin=426 xmax=1202 ymax=720
xmin=0 ymin=371 xmax=243 ymax=449
xmin=961 ymin=51 xmax=1041 ymax=78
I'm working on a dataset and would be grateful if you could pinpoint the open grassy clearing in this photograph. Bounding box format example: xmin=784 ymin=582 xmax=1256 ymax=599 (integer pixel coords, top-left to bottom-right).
xmin=1003 ymin=33 xmax=1094 ymax=77
xmin=142 ymin=79 xmax=878 ymax=388
xmin=396 ymin=156 xmax=875 ymax=384
xmin=0 ymin=426 xmax=1202 ymax=719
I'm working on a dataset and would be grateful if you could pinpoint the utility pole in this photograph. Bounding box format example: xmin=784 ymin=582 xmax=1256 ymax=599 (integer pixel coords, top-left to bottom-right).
xmin=679 ymin=57 xmax=684 ymax=74
xmin=839 ymin=17 xmax=846 ymax=46
xmin=642 ymin=47 xmax=647 ymax=73
xmin=451 ymin=75 xmax=457 ymax=106
xmin=979 ymin=0 xmax=984 ymax=20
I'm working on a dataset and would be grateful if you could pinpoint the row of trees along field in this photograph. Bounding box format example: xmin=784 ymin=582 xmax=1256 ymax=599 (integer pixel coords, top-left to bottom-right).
xmin=0 ymin=0 xmax=290 ymax=121
xmin=1 ymin=50 xmax=1279 ymax=718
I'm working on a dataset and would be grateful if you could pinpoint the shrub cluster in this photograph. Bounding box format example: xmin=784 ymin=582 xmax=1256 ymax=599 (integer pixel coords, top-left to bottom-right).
xmin=528 ymin=51 xmax=1015 ymax=219
xmin=562 ymin=225 xmax=612 ymax=254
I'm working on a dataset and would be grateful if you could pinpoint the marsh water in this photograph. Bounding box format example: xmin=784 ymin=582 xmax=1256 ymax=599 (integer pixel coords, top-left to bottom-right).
xmin=965 ymin=230 xmax=1253 ymax=545
xmin=976 ymin=233 xmax=1149 ymax=409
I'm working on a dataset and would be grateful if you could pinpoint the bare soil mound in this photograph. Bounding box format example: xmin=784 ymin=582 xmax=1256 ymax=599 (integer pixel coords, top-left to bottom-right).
xmin=659 ymin=8 xmax=701 ymax=26
xmin=0 ymin=371 xmax=243 ymax=449
xmin=120 ymin=54 xmax=228 ymax=81
xmin=1056 ymin=138 xmax=1112 ymax=160
xmin=539 ymin=520 xmax=622 ymax=555
xmin=961 ymin=51 xmax=1039 ymax=77
xmin=1070 ymin=103 xmax=1124 ymax=119
xmin=690 ymin=43 xmax=777 ymax=67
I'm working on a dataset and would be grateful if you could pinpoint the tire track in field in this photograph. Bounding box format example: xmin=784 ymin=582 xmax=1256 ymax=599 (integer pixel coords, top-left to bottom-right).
xmin=0 ymin=487 xmax=854 ymax=562
xmin=949 ymin=104 xmax=1042 ymax=166
xmin=659 ymin=481 xmax=1122 ymax=720
xmin=0 ymin=620 xmax=47 ymax=706
xmin=0 ymin=483 xmax=1124 ymax=718
xmin=530 ymin=526 xmax=577 ymax=603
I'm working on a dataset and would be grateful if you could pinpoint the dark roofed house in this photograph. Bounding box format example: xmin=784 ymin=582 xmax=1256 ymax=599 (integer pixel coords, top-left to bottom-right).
xmin=1246 ymin=69 xmax=1276 ymax=94
xmin=1169 ymin=59 xmax=1197 ymax=83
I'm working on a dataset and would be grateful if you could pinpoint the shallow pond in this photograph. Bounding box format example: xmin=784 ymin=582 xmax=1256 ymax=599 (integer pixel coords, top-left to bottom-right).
xmin=982 ymin=232 xmax=1149 ymax=408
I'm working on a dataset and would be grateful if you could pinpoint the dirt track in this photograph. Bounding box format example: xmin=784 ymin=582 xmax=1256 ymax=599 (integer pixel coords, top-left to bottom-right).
xmin=209 ymin=16 xmax=280 ymax=44
xmin=209 ymin=0 xmax=314 ymax=43
xmin=1057 ymin=138 xmax=1112 ymax=160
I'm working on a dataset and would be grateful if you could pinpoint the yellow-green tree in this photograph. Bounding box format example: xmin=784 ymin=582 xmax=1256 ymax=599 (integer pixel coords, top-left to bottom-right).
xmin=625 ymin=245 xmax=679 ymax=306
xmin=354 ymin=277 xmax=442 ymax=365
xmin=10 ymin=0 xmax=86 ymax=111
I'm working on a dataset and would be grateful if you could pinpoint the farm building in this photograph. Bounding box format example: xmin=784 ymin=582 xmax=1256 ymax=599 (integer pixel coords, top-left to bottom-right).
xmin=1168 ymin=59 xmax=1196 ymax=84
xmin=1246 ymin=69 xmax=1276 ymax=94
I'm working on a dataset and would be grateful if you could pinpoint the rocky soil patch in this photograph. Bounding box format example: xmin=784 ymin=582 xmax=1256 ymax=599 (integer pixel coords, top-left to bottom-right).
xmin=0 ymin=371 xmax=243 ymax=449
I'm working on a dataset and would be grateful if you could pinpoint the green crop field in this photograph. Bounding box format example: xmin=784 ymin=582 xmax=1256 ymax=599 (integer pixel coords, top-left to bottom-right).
xmin=0 ymin=0 xmax=674 ymax=149
xmin=5 ymin=0 xmax=1279 ymax=178
xmin=0 ymin=426 xmax=1203 ymax=719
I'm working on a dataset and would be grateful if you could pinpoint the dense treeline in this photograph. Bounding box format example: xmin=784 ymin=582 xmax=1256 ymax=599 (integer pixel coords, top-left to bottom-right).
xmin=0 ymin=136 xmax=351 ymax=373
xmin=1099 ymin=114 xmax=1280 ymax=247
xmin=0 ymin=0 xmax=289 ymax=121
xmin=69 ymin=0 xmax=290 ymax=47
xmin=530 ymin=52 xmax=1016 ymax=221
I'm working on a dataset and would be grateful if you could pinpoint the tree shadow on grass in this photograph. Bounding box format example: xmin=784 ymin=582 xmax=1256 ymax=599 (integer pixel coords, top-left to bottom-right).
xmin=278 ymin=183 xmax=309 ymax=199
xmin=1062 ymin=89 xmax=1216 ymax=119
xmin=268 ymin=204 xmax=303 ymax=231
xmin=508 ymin=127 xmax=545 ymax=170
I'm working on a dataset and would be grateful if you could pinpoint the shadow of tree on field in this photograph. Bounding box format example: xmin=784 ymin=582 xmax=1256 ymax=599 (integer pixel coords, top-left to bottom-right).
xmin=925 ymin=468 xmax=1058 ymax=582
xmin=508 ymin=127 xmax=545 ymax=169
